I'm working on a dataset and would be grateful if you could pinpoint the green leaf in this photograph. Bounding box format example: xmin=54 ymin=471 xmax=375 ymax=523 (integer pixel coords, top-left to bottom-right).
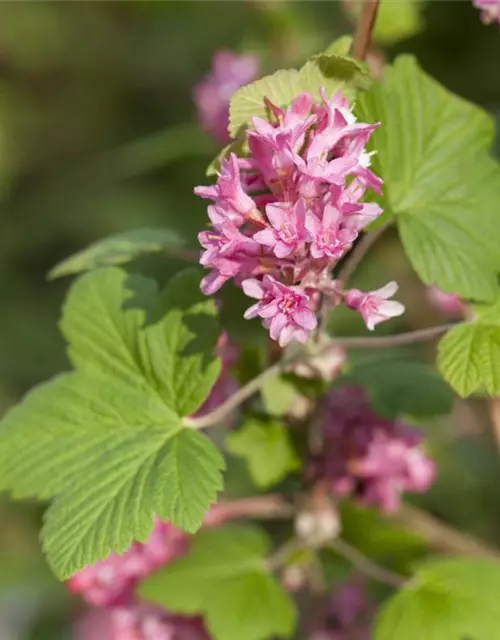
xmin=48 ymin=227 xmax=183 ymax=279
xmin=61 ymin=267 xmax=221 ymax=416
xmin=225 ymin=418 xmax=299 ymax=489
xmin=261 ymin=376 xmax=296 ymax=416
xmin=229 ymin=49 xmax=372 ymax=138
xmin=375 ymin=558 xmax=500 ymax=640
xmin=374 ymin=0 xmax=424 ymax=44
xmin=139 ymin=525 xmax=297 ymax=640
xmin=438 ymin=319 xmax=500 ymax=398
xmin=346 ymin=356 xmax=454 ymax=418
xmin=356 ymin=56 xmax=500 ymax=301
xmin=0 ymin=267 xmax=224 ymax=578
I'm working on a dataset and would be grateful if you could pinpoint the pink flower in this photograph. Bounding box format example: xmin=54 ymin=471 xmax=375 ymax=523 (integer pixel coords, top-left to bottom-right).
xmin=473 ymin=0 xmax=500 ymax=23
xmin=427 ymin=286 xmax=463 ymax=318
xmin=67 ymin=520 xmax=188 ymax=607
xmin=305 ymin=201 xmax=357 ymax=260
xmin=253 ymin=200 xmax=309 ymax=258
xmin=307 ymin=386 xmax=436 ymax=513
xmin=195 ymin=154 xmax=257 ymax=223
xmin=193 ymin=50 xmax=260 ymax=144
xmin=345 ymin=282 xmax=405 ymax=330
xmin=242 ymin=275 xmax=317 ymax=346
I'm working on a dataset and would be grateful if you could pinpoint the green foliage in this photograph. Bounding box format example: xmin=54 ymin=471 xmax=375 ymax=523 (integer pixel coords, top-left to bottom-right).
xmin=261 ymin=375 xmax=296 ymax=416
xmin=48 ymin=228 xmax=184 ymax=279
xmin=374 ymin=0 xmax=424 ymax=44
xmin=225 ymin=417 xmax=299 ymax=488
xmin=139 ymin=525 xmax=297 ymax=640
xmin=375 ymin=558 xmax=500 ymax=640
xmin=356 ymin=55 xmax=500 ymax=302
xmin=345 ymin=355 xmax=454 ymax=418
xmin=438 ymin=303 xmax=500 ymax=396
xmin=229 ymin=43 xmax=372 ymax=137
xmin=0 ymin=268 xmax=224 ymax=578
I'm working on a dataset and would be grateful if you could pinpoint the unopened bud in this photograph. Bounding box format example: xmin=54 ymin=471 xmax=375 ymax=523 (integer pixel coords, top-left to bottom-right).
xmin=295 ymin=506 xmax=340 ymax=547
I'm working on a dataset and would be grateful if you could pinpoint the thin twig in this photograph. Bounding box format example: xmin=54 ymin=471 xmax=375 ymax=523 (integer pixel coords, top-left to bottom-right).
xmin=331 ymin=538 xmax=405 ymax=588
xmin=391 ymin=503 xmax=500 ymax=561
xmin=336 ymin=223 xmax=390 ymax=287
xmin=350 ymin=0 xmax=382 ymax=61
xmin=216 ymin=495 xmax=294 ymax=521
xmin=332 ymin=323 xmax=457 ymax=349
xmin=185 ymin=324 xmax=458 ymax=429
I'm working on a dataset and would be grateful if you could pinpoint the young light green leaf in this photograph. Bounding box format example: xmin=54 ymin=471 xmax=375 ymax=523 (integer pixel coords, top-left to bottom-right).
xmin=48 ymin=228 xmax=184 ymax=279
xmin=346 ymin=357 xmax=454 ymax=418
xmin=375 ymin=558 xmax=500 ymax=640
xmin=356 ymin=55 xmax=500 ymax=301
xmin=438 ymin=321 xmax=500 ymax=397
xmin=139 ymin=525 xmax=297 ymax=640
xmin=0 ymin=267 xmax=224 ymax=578
xmin=225 ymin=418 xmax=299 ymax=489
xmin=229 ymin=49 xmax=371 ymax=138
xmin=261 ymin=376 xmax=296 ymax=416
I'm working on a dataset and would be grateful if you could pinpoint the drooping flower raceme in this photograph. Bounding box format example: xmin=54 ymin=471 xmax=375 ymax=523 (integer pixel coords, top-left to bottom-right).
xmin=193 ymin=51 xmax=260 ymax=144
xmin=473 ymin=0 xmax=500 ymax=24
xmin=195 ymin=88 xmax=405 ymax=345
xmin=307 ymin=386 xmax=435 ymax=512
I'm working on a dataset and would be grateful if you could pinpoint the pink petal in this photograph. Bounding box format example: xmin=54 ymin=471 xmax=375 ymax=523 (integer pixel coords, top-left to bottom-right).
xmin=292 ymin=307 xmax=317 ymax=330
xmin=242 ymin=278 xmax=265 ymax=299
xmin=243 ymin=302 xmax=261 ymax=319
xmin=266 ymin=203 xmax=289 ymax=229
xmin=373 ymin=281 xmax=399 ymax=299
xmin=253 ymin=228 xmax=277 ymax=246
xmin=269 ymin=314 xmax=287 ymax=341
xmin=274 ymin=242 xmax=294 ymax=258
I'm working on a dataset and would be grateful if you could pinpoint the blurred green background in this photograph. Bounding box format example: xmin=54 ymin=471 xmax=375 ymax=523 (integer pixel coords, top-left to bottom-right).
xmin=0 ymin=1 xmax=499 ymax=637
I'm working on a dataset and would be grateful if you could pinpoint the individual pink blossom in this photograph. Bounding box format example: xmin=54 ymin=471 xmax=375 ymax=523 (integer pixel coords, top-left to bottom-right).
xmin=473 ymin=0 xmax=500 ymax=24
xmin=305 ymin=201 xmax=357 ymax=260
xmin=193 ymin=50 xmax=260 ymax=144
xmin=345 ymin=282 xmax=405 ymax=330
xmin=427 ymin=286 xmax=463 ymax=318
xmin=307 ymin=386 xmax=436 ymax=513
xmin=242 ymin=275 xmax=317 ymax=345
xmin=253 ymin=200 xmax=309 ymax=258
xmin=195 ymin=154 xmax=257 ymax=222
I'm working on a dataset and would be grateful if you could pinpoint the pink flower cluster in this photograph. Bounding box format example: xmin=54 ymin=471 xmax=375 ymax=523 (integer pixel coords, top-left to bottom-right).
xmin=473 ymin=0 xmax=500 ymax=24
xmin=310 ymin=578 xmax=372 ymax=640
xmin=195 ymin=89 xmax=405 ymax=346
xmin=308 ymin=386 xmax=435 ymax=512
xmin=193 ymin=51 xmax=260 ymax=144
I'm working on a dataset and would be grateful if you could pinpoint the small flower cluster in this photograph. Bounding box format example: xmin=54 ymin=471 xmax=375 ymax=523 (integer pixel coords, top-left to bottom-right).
xmin=193 ymin=51 xmax=260 ymax=144
xmin=75 ymin=604 xmax=210 ymax=640
xmin=311 ymin=577 xmax=373 ymax=640
xmin=195 ymin=90 xmax=405 ymax=346
xmin=473 ymin=0 xmax=500 ymax=24
xmin=307 ymin=386 xmax=435 ymax=512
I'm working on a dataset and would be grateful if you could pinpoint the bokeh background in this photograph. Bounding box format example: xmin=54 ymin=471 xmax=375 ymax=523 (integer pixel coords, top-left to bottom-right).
xmin=0 ymin=1 xmax=499 ymax=638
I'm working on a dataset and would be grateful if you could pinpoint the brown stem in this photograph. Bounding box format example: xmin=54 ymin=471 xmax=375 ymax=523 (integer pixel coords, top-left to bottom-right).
xmin=350 ymin=0 xmax=381 ymax=61
xmin=185 ymin=324 xmax=458 ymax=430
xmin=217 ymin=495 xmax=500 ymax=561
xmin=331 ymin=538 xmax=405 ymax=587
xmin=336 ymin=223 xmax=390 ymax=287
xmin=391 ymin=503 xmax=500 ymax=560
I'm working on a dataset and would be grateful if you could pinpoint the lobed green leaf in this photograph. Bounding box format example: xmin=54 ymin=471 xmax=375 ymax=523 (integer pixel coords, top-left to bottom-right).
xmin=139 ymin=525 xmax=297 ymax=640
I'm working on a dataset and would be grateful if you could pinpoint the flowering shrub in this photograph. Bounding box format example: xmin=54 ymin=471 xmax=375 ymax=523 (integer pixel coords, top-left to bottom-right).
xmin=2 ymin=5 xmax=500 ymax=640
